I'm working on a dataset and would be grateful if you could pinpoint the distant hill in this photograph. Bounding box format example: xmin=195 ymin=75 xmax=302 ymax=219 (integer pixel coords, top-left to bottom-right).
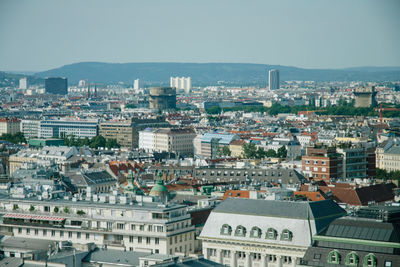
xmin=26 ymin=62 xmax=400 ymax=86
xmin=0 ymin=71 xmax=43 ymax=87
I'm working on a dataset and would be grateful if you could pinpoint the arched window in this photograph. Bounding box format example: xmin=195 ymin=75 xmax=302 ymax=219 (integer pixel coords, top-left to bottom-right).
xmin=250 ymin=226 xmax=261 ymax=238
xmin=363 ymin=253 xmax=377 ymax=267
xmin=327 ymin=250 xmax=341 ymax=265
xmin=234 ymin=225 xmax=246 ymax=237
xmin=345 ymin=252 xmax=358 ymax=266
xmin=265 ymin=228 xmax=278 ymax=240
xmin=280 ymin=229 xmax=293 ymax=241
xmin=220 ymin=224 xmax=232 ymax=235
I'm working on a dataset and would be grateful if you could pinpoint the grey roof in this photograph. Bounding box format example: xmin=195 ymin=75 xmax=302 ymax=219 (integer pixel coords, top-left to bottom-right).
xmin=0 ymin=258 xmax=23 ymax=267
xmin=214 ymin=198 xmax=346 ymax=220
xmin=0 ymin=236 xmax=54 ymax=251
xmin=83 ymin=249 xmax=150 ymax=266
xmin=154 ymin=258 xmax=225 ymax=266
xmin=66 ymin=170 xmax=116 ymax=187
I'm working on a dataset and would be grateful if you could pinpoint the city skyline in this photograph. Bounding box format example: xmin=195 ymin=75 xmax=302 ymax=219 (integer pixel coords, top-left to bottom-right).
xmin=1 ymin=0 xmax=399 ymax=71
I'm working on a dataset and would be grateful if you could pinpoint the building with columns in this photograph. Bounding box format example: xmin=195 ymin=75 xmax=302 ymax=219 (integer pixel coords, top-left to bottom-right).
xmin=199 ymin=198 xmax=346 ymax=267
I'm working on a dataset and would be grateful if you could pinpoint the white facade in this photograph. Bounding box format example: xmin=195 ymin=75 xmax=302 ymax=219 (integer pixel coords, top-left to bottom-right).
xmin=19 ymin=77 xmax=28 ymax=89
xmin=139 ymin=129 xmax=156 ymax=152
xmin=40 ymin=119 xmax=98 ymax=139
xmin=268 ymin=69 xmax=279 ymax=90
xmin=134 ymin=79 xmax=140 ymax=90
xmin=170 ymin=77 xmax=191 ymax=94
xmin=20 ymin=119 xmax=41 ymax=139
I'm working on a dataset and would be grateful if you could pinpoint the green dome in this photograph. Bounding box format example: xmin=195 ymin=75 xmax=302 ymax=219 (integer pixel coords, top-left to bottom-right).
xmin=149 ymin=180 xmax=169 ymax=197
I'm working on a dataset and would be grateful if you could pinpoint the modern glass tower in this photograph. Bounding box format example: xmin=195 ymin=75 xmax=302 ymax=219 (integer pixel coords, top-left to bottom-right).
xmin=268 ymin=69 xmax=280 ymax=90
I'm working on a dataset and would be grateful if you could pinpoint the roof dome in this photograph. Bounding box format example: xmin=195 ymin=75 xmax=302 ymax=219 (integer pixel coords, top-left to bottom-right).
xmin=149 ymin=180 xmax=169 ymax=198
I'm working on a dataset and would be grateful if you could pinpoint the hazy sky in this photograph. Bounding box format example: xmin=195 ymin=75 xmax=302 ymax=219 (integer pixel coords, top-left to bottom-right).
xmin=0 ymin=0 xmax=399 ymax=71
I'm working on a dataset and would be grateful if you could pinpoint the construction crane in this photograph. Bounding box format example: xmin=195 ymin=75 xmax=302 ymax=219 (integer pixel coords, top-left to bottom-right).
xmin=374 ymin=103 xmax=400 ymax=125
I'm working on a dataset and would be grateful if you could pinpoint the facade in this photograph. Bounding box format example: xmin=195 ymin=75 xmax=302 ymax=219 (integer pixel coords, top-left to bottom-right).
xmin=199 ymin=198 xmax=346 ymax=267
xmin=19 ymin=77 xmax=28 ymax=89
xmin=269 ymin=69 xmax=280 ymax=90
xmin=354 ymin=86 xmax=377 ymax=108
xmin=139 ymin=128 xmax=196 ymax=156
xmin=40 ymin=118 xmax=98 ymax=139
xmin=301 ymin=205 xmax=400 ymax=267
xmin=99 ymin=120 xmax=134 ymax=149
xmin=45 ymin=77 xmax=68 ymax=95
xmin=0 ymin=194 xmax=196 ymax=256
xmin=337 ymin=147 xmax=369 ymax=180
xmin=134 ymin=79 xmax=140 ymax=90
xmin=302 ymin=147 xmax=341 ymax=182
xmin=149 ymin=87 xmax=176 ymax=110
xmin=199 ymin=133 xmax=240 ymax=159
xmin=0 ymin=118 xmax=21 ymax=136
xmin=170 ymin=77 xmax=191 ymax=94
xmin=376 ymin=139 xmax=400 ymax=172
xmin=20 ymin=119 xmax=41 ymax=139
xmin=230 ymin=140 xmax=245 ymax=158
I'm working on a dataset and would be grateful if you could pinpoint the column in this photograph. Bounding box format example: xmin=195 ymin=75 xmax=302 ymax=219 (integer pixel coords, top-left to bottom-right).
xmin=245 ymin=252 xmax=251 ymax=267
xmin=204 ymin=248 xmax=209 ymax=260
xmin=217 ymin=249 xmax=222 ymax=264
xmin=277 ymin=255 xmax=282 ymax=267
xmin=261 ymin=254 xmax=268 ymax=267
xmin=231 ymin=251 xmax=237 ymax=267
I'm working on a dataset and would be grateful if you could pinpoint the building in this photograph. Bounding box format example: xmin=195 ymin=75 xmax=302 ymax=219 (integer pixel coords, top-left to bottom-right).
xmin=40 ymin=118 xmax=98 ymax=139
xmin=376 ymin=138 xmax=400 ymax=172
xmin=199 ymin=133 xmax=240 ymax=159
xmin=301 ymin=205 xmax=400 ymax=267
xmin=19 ymin=77 xmax=28 ymax=89
xmin=0 ymin=118 xmax=21 ymax=136
xmin=99 ymin=119 xmax=134 ymax=149
xmin=28 ymin=138 xmax=64 ymax=148
xmin=199 ymin=198 xmax=346 ymax=267
xmin=337 ymin=147 xmax=369 ymax=180
xmin=131 ymin=118 xmax=170 ymax=149
xmin=269 ymin=69 xmax=280 ymax=90
xmin=229 ymin=139 xmax=246 ymax=158
xmin=302 ymin=147 xmax=342 ymax=182
xmin=139 ymin=128 xmax=196 ymax=156
xmin=170 ymin=77 xmax=191 ymax=94
xmin=20 ymin=119 xmax=41 ymax=139
xmin=149 ymin=87 xmax=176 ymax=110
xmin=134 ymin=79 xmax=140 ymax=90
xmin=45 ymin=77 xmax=68 ymax=95
xmin=354 ymin=86 xmax=377 ymax=108
xmin=0 ymin=193 xmax=196 ymax=256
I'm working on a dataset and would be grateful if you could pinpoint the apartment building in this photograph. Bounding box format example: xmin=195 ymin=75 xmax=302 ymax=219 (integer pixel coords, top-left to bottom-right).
xmin=376 ymin=139 xmax=400 ymax=172
xmin=0 ymin=193 xmax=196 ymax=256
xmin=0 ymin=118 xmax=21 ymax=136
xmin=20 ymin=119 xmax=41 ymax=139
xmin=99 ymin=120 xmax=134 ymax=149
xmin=40 ymin=118 xmax=98 ymax=139
xmin=139 ymin=128 xmax=196 ymax=156
xmin=302 ymin=147 xmax=342 ymax=182
xmin=199 ymin=198 xmax=346 ymax=267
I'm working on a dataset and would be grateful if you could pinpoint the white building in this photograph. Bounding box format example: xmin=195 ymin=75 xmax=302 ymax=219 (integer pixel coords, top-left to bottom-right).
xmin=0 ymin=118 xmax=21 ymax=136
xmin=134 ymin=79 xmax=140 ymax=90
xmin=20 ymin=119 xmax=41 ymax=139
xmin=139 ymin=128 xmax=156 ymax=152
xmin=19 ymin=77 xmax=28 ymax=89
xmin=170 ymin=77 xmax=191 ymax=94
xmin=199 ymin=198 xmax=346 ymax=267
xmin=269 ymin=69 xmax=279 ymax=90
xmin=40 ymin=118 xmax=98 ymax=139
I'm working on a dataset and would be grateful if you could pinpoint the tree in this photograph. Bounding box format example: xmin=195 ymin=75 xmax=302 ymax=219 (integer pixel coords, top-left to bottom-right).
xmin=77 ymin=210 xmax=86 ymax=216
xmin=243 ymin=143 xmax=257 ymax=159
xmin=63 ymin=207 xmax=70 ymax=214
xmin=219 ymin=146 xmax=231 ymax=157
xmin=266 ymin=149 xmax=277 ymax=157
xmin=54 ymin=207 xmax=59 ymax=213
xmin=0 ymin=132 xmax=26 ymax=144
xmin=29 ymin=205 xmax=35 ymax=212
xmin=89 ymin=135 xmax=106 ymax=149
xmin=106 ymin=138 xmax=121 ymax=149
xmin=256 ymin=147 xmax=266 ymax=159
xmin=277 ymin=146 xmax=287 ymax=158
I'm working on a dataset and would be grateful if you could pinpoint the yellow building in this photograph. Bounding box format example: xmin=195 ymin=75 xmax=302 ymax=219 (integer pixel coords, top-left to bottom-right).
xmin=229 ymin=140 xmax=245 ymax=158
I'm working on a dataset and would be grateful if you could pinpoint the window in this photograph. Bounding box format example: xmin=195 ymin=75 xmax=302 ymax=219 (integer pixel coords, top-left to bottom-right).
xmin=129 ymin=236 xmax=134 ymax=243
xmin=117 ymin=223 xmax=125 ymax=230
xmin=148 ymin=225 xmax=153 ymax=231
xmin=51 ymin=230 xmax=55 ymax=236
xmin=234 ymin=225 xmax=246 ymax=237
xmin=280 ymin=229 xmax=293 ymax=241
xmin=385 ymin=260 xmax=392 ymax=267
xmin=60 ymin=231 xmax=64 ymax=237
xmin=155 ymin=238 xmax=159 ymax=244
xmin=68 ymin=232 xmax=72 ymax=238
xmin=34 ymin=229 xmax=38 ymax=236
xmin=44 ymin=206 xmax=50 ymax=212
xmin=131 ymin=224 xmax=136 ymax=230
xmin=327 ymin=250 xmax=341 ymax=264
xmin=155 ymin=249 xmax=159 ymax=254
xmin=139 ymin=225 xmax=144 ymax=231
xmin=86 ymin=233 xmax=90 ymax=240
xmin=363 ymin=254 xmax=376 ymax=267
xmin=138 ymin=237 xmax=142 ymax=243
xmin=345 ymin=252 xmax=358 ymax=266
xmin=26 ymin=228 xmax=30 ymax=235
xmin=43 ymin=230 xmax=47 ymax=236
xmin=77 ymin=232 xmax=81 ymax=239
xmin=250 ymin=226 xmax=262 ymax=238
xmin=146 ymin=237 xmax=151 ymax=244
xmin=314 ymin=254 xmax=321 ymax=260
xmin=220 ymin=224 xmax=232 ymax=235
xmin=266 ymin=228 xmax=277 ymax=240
xmin=18 ymin=228 xmax=22 ymax=234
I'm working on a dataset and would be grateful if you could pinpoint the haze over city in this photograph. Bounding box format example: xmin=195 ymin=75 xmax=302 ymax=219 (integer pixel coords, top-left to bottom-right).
xmin=0 ymin=0 xmax=400 ymax=71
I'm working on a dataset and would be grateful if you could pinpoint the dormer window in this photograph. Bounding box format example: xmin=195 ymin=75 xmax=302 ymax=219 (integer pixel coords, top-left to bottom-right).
xmin=363 ymin=254 xmax=377 ymax=267
xmin=327 ymin=250 xmax=341 ymax=264
xmin=266 ymin=228 xmax=277 ymax=240
xmin=280 ymin=229 xmax=293 ymax=241
xmin=345 ymin=252 xmax=358 ymax=266
xmin=234 ymin=225 xmax=246 ymax=237
xmin=220 ymin=224 xmax=232 ymax=235
xmin=250 ymin=226 xmax=261 ymax=238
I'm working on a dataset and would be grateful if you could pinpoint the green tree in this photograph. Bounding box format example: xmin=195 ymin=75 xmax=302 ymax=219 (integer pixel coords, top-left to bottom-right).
xmin=243 ymin=143 xmax=257 ymax=159
xmin=89 ymin=135 xmax=106 ymax=149
xmin=277 ymin=146 xmax=287 ymax=158
xmin=256 ymin=147 xmax=266 ymax=159
xmin=63 ymin=207 xmax=70 ymax=214
xmin=220 ymin=146 xmax=231 ymax=156
xmin=266 ymin=149 xmax=277 ymax=157
xmin=0 ymin=132 xmax=26 ymax=144
xmin=106 ymin=138 xmax=121 ymax=149
xmin=29 ymin=205 xmax=35 ymax=212
xmin=54 ymin=207 xmax=59 ymax=213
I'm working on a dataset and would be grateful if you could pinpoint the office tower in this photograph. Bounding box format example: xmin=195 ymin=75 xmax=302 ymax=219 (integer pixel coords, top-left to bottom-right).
xmin=268 ymin=69 xmax=280 ymax=90
xmin=170 ymin=77 xmax=191 ymax=94
xmin=19 ymin=77 xmax=28 ymax=89
xmin=45 ymin=77 xmax=68 ymax=95
xmin=134 ymin=79 xmax=140 ymax=90
xmin=149 ymin=87 xmax=176 ymax=110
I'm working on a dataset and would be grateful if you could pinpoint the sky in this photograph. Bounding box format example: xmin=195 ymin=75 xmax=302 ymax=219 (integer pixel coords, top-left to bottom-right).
xmin=0 ymin=0 xmax=399 ymax=71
